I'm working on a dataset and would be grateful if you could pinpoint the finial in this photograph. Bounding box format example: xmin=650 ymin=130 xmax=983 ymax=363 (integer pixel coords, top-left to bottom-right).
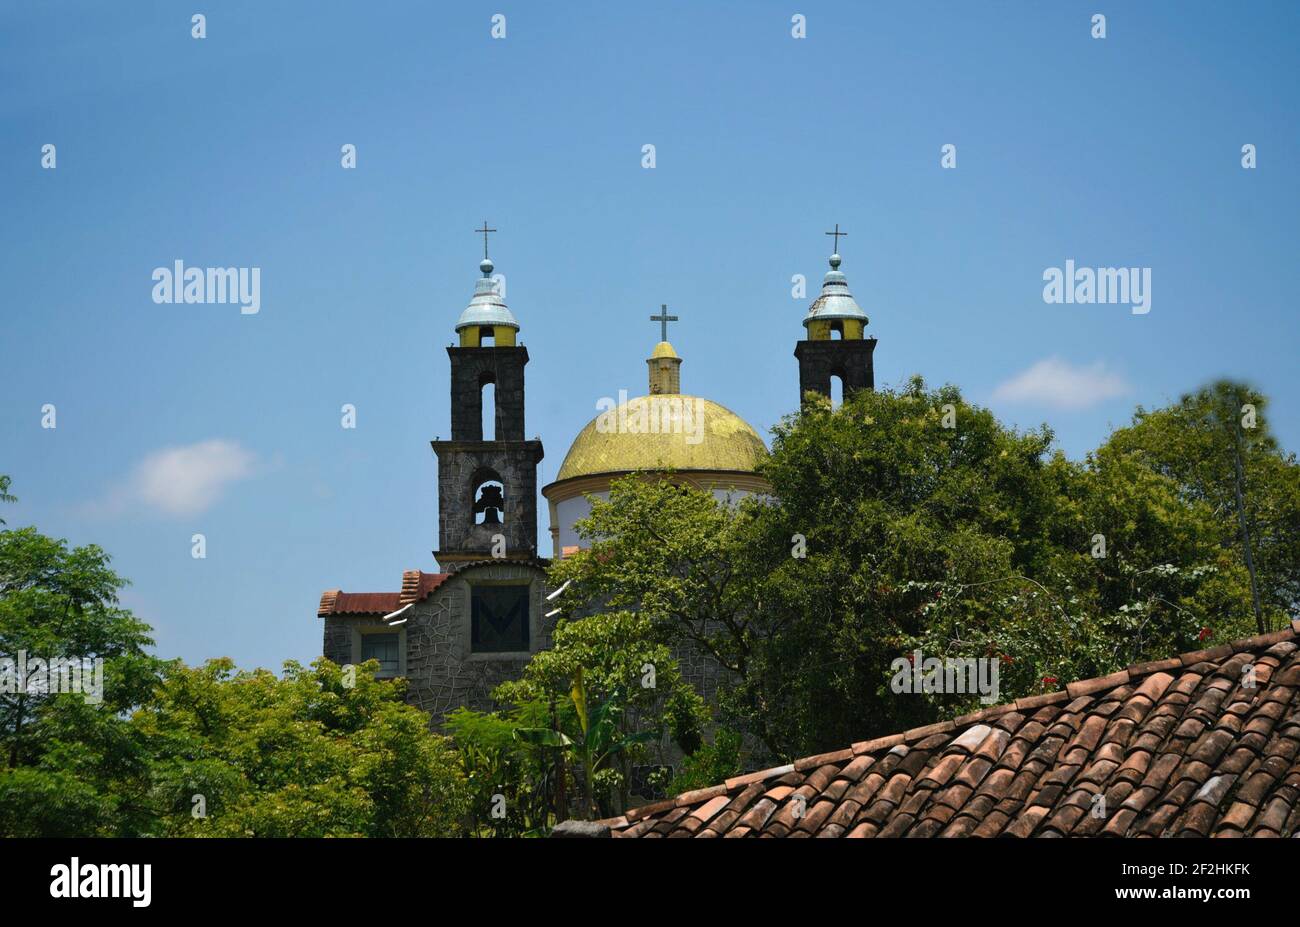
xmin=480 ymin=257 xmax=494 ymax=277
xmin=474 ymin=220 xmax=497 ymax=261
xmin=824 ymin=223 xmax=847 ymax=259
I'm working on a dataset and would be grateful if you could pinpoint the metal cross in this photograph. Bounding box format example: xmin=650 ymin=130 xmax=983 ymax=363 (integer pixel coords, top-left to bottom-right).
xmin=650 ymin=304 xmax=678 ymax=342
xmin=824 ymin=223 xmax=847 ymax=252
xmin=474 ymin=221 xmax=497 ymax=259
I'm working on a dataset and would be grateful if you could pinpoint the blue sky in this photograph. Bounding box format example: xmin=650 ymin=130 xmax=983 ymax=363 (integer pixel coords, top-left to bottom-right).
xmin=2 ymin=1 xmax=1297 ymax=670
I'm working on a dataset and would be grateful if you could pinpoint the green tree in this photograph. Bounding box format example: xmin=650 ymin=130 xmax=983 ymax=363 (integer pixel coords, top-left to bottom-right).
xmin=515 ymin=669 xmax=658 ymax=819
xmin=0 ymin=521 xmax=160 ymax=771
xmin=445 ymin=698 xmax=554 ymax=837
xmin=548 ymin=478 xmax=774 ymax=752
xmin=549 ymin=378 xmax=1283 ymax=763
xmin=0 ymin=479 xmax=469 ymax=837
xmin=667 ymin=727 xmax=744 ymax=797
xmin=744 ymin=379 xmax=1071 ymax=752
xmin=493 ymin=608 xmax=705 ymax=817
xmin=133 ymin=658 xmax=469 ymax=837
xmin=1103 ymin=381 xmax=1300 ymax=632
xmin=0 ymin=475 xmax=15 ymax=521
xmin=2 ymin=657 xmax=471 ymax=838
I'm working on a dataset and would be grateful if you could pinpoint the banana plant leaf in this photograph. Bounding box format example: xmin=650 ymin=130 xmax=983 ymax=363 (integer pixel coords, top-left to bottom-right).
xmin=513 ymin=728 xmax=574 ymax=748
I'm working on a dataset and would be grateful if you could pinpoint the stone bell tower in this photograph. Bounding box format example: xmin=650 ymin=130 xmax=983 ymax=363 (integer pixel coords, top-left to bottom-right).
xmin=794 ymin=224 xmax=877 ymax=404
xmin=431 ymin=226 xmax=543 ymax=569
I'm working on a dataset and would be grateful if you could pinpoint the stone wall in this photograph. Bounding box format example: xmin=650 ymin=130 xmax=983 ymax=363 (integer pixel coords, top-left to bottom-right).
xmin=431 ymin=439 xmax=543 ymax=560
xmin=322 ymin=567 xmax=738 ymax=771
xmin=672 ymin=631 xmax=730 ymax=710
xmin=793 ymin=337 xmax=877 ymax=401
xmin=447 ymin=345 xmax=528 ymax=441
xmin=402 ymin=560 xmax=554 ymax=726
xmin=322 ymin=618 xmax=353 ymax=667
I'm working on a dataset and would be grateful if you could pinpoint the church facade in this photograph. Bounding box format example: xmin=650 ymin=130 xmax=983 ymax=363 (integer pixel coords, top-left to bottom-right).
xmin=317 ymin=230 xmax=876 ymax=734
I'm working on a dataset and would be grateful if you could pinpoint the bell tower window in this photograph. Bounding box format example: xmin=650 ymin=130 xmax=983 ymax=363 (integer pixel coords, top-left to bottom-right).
xmin=480 ymin=372 xmax=496 ymax=441
xmin=472 ymin=468 xmax=506 ymax=526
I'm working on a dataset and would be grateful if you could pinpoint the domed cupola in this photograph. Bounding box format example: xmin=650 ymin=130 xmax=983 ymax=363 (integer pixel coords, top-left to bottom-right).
xmin=794 ymin=225 xmax=878 ymax=403
xmin=455 ymin=232 xmax=520 ymax=347
xmin=803 ymin=252 xmax=869 ymax=340
xmin=541 ymin=307 xmax=770 ymax=558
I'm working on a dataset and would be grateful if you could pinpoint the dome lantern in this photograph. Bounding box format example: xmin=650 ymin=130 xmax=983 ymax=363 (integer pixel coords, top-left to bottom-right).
xmin=647 ymin=304 xmax=682 ymax=394
xmin=804 ymin=224 xmax=869 ymax=340
xmin=455 ymin=222 xmax=519 ymax=346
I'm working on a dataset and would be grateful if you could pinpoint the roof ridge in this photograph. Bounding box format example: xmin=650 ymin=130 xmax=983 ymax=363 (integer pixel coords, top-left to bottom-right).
xmin=449 ymin=557 xmax=552 ymax=574
xmin=601 ymin=618 xmax=1300 ymax=827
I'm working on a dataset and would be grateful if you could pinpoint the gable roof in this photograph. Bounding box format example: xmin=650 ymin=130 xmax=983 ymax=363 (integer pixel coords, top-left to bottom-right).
xmin=318 ymin=570 xmax=450 ymax=617
xmin=603 ymin=622 xmax=1300 ymax=838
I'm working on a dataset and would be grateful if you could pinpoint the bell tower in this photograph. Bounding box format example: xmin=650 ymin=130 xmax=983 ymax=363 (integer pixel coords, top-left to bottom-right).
xmin=431 ymin=225 xmax=544 ymax=569
xmin=794 ymin=225 xmax=877 ymax=404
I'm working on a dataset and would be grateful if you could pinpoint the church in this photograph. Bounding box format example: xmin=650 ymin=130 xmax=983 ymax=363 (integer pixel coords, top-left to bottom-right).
xmin=317 ymin=226 xmax=877 ymax=731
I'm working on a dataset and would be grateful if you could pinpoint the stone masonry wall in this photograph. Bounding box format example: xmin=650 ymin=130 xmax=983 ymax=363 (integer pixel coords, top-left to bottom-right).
xmin=402 ymin=560 xmax=554 ymax=727
xmin=431 ymin=440 xmax=543 ymax=559
xmin=794 ymin=337 xmax=877 ymax=401
xmin=323 ymin=618 xmax=352 ymax=667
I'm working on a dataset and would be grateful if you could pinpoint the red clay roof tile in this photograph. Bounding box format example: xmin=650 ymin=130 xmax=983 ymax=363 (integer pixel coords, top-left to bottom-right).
xmin=318 ymin=569 xmax=450 ymax=616
xmin=601 ymin=627 xmax=1300 ymax=838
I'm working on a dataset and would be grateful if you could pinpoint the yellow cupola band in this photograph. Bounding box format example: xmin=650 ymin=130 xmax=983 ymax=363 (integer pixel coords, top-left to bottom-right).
xmin=459 ymin=324 xmax=518 ymax=347
xmin=806 ymin=318 xmax=865 ymax=341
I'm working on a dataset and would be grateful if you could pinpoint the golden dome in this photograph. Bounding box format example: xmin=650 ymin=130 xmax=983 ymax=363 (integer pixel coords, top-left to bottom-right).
xmin=650 ymin=341 xmax=678 ymax=359
xmin=553 ymin=395 xmax=767 ymax=482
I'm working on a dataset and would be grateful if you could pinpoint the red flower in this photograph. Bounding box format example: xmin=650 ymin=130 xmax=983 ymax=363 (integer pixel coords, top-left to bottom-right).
xmin=1000 ymin=654 xmax=1014 ymax=665
xmin=1042 ymin=675 xmax=1058 ymax=688
xmin=1198 ymin=627 xmax=1213 ymax=642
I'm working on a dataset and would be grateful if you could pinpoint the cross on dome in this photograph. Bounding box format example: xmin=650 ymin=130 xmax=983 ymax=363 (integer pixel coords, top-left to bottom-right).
xmin=650 ymin=304 xmax=679 ymax=343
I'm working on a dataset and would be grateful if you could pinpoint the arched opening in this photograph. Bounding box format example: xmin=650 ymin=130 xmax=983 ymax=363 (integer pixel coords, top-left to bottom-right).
xmin=830 ymin=373 xmax=844 ymax=409
xmin=479 ymin=372 xmax=496 ymax=441
xmin=830 ymin=321 xmax=844 ymax=340
xmin=478 ymin=326 xmax=495 ymax=347
xmin=471 ymin=467 xmax=505 ymax=526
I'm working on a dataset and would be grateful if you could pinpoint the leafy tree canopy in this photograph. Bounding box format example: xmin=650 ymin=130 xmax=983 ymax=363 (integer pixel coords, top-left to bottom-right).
xmin=548 ymin=378 xmax=1292 ymax=762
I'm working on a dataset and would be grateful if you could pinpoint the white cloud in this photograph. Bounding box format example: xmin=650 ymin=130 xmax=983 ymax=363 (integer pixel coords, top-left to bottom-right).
xmin=991 ymin=357 xmax=1130 ymax=410
xmin=96 ymin=439 xmax=257 ymax=517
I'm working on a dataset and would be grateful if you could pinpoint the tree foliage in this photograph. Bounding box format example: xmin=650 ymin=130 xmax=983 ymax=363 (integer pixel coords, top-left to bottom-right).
xmin=450 ymin=609 xmax=707 ymax=822
xmin=548 ymin=378 xmax=1295 ymax=763
xmin=0 ymin=483 xmax=467 ymax=837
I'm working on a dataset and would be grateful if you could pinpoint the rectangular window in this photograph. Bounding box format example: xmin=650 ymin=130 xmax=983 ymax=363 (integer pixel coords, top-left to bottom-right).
xmin=360 ymin=632 xmax=401 ymax=676
xmin=471 ymin=584 xmax=530 ymax=653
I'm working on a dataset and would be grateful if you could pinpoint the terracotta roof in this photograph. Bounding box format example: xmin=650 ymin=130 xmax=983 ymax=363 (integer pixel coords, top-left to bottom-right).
xmin=318 ymin=570 xmax=450 ymax=617
xmin=604 ymin=621 xmax=1300 ymax=838
xmin=399 ymin=569 xmax=450 ymax=607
